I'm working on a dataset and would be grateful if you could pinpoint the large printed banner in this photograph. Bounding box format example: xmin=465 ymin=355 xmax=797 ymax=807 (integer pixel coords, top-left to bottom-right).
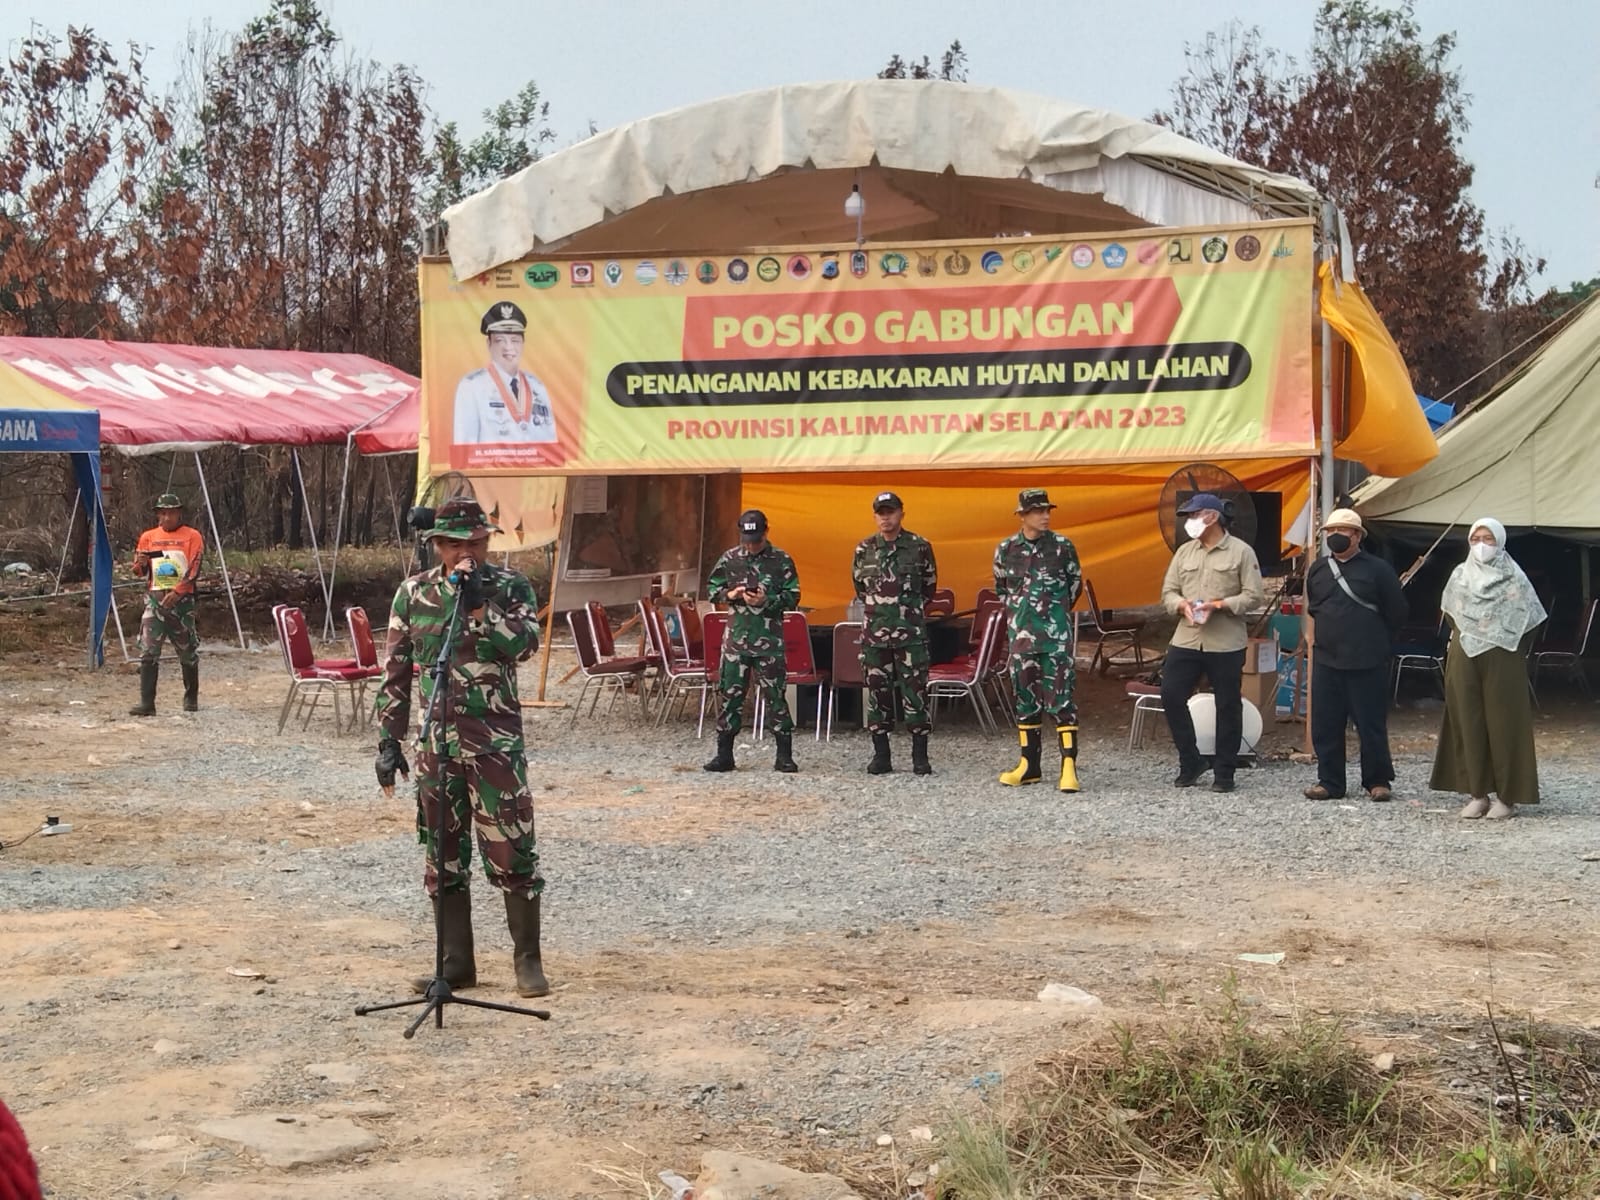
xmin=421 ymin=219 xmax=1315 ymax=475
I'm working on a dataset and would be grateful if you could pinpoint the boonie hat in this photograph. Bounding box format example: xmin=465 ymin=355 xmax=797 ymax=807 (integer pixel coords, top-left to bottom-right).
xmin=1015 ymin=488 xmax=1057 ymax=513
xmin=480 ymin=301 xmax=528 ymax=335
xmin=738 ymin=509 xmax=768 ymax=539
xmin=154 ymin=493 xmax=183 ymax=509
xmin=1177 ymin=492 xmax=1226 ymax=515
xmin=426 ymin=498 xmax=500 ymax=540
xmin=872 ymin=491 xmax=904 ymax=512
xmin=1323 ymin=507 xmax=1365 ymax=533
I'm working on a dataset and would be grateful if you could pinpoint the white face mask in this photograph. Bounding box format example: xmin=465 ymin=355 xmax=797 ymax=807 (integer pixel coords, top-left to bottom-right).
xmin=1184 ymin=516 xmax=1209 ymax=541
xmin=1471 ymin=542 xmax=1498 ymax=564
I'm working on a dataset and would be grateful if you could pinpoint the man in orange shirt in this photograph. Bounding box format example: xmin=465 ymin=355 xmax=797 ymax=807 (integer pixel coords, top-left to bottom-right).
xmin=129 ymin=493 xmax=205 ymax=717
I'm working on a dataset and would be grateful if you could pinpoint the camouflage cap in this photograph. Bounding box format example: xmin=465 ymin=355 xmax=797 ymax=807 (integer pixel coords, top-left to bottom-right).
xmin=154 ymin=493 xmax=183 ymax=510
xmin=425 ymin=497 xmax=500 ymax=540
xmin=1015 ymin=488 xmax=1056 ymax=514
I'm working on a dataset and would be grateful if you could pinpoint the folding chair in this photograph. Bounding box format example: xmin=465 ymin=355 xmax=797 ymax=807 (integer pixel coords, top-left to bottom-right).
xmin=924 ymin=587 xmax=956 ymax=619
xmin=927 ymin=609 xmax=1000 ymax=732
xmin=639 ymin=599 xmax=708 ymax=726
xmin=697 ymin=612 xmax=728 ymax=738
xmin=273 ymin=604 xmax=376 ymax=735
xmin=825 ymin=622 xmax=865 ymax=740
xmin=675 ymin=601 xmax=705 ymax=663
xmin=567 ymin=607 xmax=649 ymax=724
xmin=1126 ymin=681 xmax=1165 ymax=750
xmin=1530 ymin=596 xmax=1597 ymax=701
xmin=1082 ymin=577 xmax=1148 ymax=676
xmin=755 ymin=611 xmax=830 ymax=741
xmin=1392 ymin=616 xmax=1447 ymax=703
xmin=343 ymin=605 xmax=384 ymax=727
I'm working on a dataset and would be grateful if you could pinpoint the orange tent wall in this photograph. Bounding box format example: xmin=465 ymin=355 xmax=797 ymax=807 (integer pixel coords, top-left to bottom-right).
xmin=742 ymin=457 xmax=1310 ymax=612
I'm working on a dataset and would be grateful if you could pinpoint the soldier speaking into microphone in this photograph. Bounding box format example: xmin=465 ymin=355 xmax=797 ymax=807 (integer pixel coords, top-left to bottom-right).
xmin=373 ymin=498 xmax=551 ymax=999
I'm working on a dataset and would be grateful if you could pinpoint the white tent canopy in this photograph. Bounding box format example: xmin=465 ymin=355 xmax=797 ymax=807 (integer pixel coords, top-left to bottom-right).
xmin=1354 ymin=295 xmax=1600 ymax=538
xmin=443 ymin=79 xmax=1322 ymax=277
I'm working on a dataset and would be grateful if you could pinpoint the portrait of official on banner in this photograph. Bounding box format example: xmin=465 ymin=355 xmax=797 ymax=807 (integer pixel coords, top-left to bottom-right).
xmin=419 ymin=220 xmax=1315 ymax=476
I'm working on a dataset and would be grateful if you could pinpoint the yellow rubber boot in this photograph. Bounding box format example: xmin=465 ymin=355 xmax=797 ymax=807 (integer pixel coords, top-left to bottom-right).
xmin=1058 ymin=725 xmax=1081 ymax=793
xmin=998 ymin=724 xmax=1042 ymax=786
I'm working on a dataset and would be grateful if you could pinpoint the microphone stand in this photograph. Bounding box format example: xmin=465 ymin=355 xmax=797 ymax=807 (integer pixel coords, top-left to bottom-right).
xmin=356 ymin=566 xmax=551 ymax=1037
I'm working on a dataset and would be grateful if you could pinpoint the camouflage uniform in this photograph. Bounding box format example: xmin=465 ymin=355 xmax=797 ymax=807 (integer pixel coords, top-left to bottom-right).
xmin=129 ymin=495 xmax=203 ymax=717
xmin=993 ymin=529 xmax=1082 ymax=723
xmin=851 ymin=530 xmax=938 ymax=733
xmin=138 ymin=593 xmax=200 ymax=667
xmin=376 ymin=561 xmax=543 ymax=900
xmin=705 ymin=542 xmax=801 ymax=735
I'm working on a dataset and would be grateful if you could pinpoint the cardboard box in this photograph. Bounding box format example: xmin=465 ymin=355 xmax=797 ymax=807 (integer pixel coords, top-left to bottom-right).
xmin=1244 ymin=636 xmax=1279 ymax=675
xmin=1242 ymin=669 xmax=1277 ymax=714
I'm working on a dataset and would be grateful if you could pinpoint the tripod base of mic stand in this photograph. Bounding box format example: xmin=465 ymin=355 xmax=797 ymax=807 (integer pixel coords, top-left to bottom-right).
xmin=356 ymin=977 xmax=551 ymax=1039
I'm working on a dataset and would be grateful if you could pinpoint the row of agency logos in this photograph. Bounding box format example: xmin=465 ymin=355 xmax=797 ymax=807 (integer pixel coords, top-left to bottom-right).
xmin=511 ymin=232 xmax=1297 ymax=291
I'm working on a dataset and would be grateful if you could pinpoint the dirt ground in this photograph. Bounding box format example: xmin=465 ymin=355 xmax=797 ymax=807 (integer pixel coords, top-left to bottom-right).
xmin=4 ymin=641 xmax=1600 ymax=1200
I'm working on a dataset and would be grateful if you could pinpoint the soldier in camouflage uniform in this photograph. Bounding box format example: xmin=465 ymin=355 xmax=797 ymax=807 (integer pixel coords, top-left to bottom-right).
xmin=373 ymin=498 xmax=550 ymax=998
xmin=992 ymin=488 xmax=1085 ymax=792
xmin=702 ymin=509 xmax=802 ymax=774
xmin=851 ymin=491 xmax=938 ymax=776
xmin=129 ymin=493 xmax=205 ymax=717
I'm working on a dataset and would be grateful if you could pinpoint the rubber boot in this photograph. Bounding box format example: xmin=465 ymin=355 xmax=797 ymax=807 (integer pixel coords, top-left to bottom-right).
xmin=998 ymin=724 xmax=1042 ymax=785
xmin=702 ymin=730 xmax=736 ymax=772
xmin=411 ymin=889 xmax=477 ymax=994
xmin=181 ymin=661 xmax=199 ymax=712
xmin=773 ymin=732 xmax=799 ymax=774
xmin=129 ymin=661 xmax=158 ymax=717
xmin=1058 ymin=725 xmax=1081 ymax=793
xmin=911 ymin=732 xmax=933 ymax=776
xmin=504 ymin=892 xmax=551 ymax=998
xmin=866 ymin=731 xmax=893 ymax=775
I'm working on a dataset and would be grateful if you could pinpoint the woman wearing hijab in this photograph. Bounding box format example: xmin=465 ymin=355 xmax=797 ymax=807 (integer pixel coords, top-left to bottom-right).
xmin=1431 ymin=518 xmax=1547 ymax=819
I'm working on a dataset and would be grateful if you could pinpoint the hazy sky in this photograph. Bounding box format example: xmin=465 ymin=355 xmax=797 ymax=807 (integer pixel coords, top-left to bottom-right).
xmin=12 ymin=1 xmax=1598 ymax=287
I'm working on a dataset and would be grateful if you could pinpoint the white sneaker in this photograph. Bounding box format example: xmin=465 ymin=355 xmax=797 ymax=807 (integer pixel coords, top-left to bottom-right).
xmin=1486 ymin=799 xmax=1516 ymax=820
xmin=1459 ymin=798 xmax=1491 ymax=819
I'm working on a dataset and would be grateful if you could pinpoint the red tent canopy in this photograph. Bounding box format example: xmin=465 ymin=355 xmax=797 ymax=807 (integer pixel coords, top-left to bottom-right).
xmin=352 ymin=388 xmax=419 ymax=455
xmin=0 ymin=337 xmax=419 ymax=453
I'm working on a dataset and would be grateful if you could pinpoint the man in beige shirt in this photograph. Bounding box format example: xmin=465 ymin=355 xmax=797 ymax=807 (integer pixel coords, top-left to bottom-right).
xmin=1159 ymin=493 xmax=1266 ymax=792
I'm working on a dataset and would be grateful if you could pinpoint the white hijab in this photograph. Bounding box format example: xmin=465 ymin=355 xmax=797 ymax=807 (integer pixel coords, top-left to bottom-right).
xmin=1440 ymin=517 xmax=1547 ymax=657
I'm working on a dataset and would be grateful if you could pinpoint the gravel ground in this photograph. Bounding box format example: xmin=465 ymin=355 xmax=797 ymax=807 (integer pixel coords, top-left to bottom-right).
xmin=6 ymin=640 xmax=1599 ymax=929
xmin=4 ymin=639 xmax=1599 ymax=1196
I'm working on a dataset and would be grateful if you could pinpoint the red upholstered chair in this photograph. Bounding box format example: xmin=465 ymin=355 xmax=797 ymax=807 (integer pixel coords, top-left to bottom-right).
xmin=926 ymin=609 xmax=1001 ymax=732
xmin=675 ymin=601 xmax=705 ymax=663
xmin=755 ymin=611 xmax=830 ymax=741
xmin=274 ymin=604 xmax=377 ymax=735
xmin=698 ymin=612 xmax=728 ymax=738
xmin=825 ymin=622 xmax=865 ymax=740
xmin=1082 ymin=577 xmax=1148 ymax=676
xmin=640 ymin=599 xmax=707 ymax=725
xmin=924 ymin=587 xmax=956 ymax=619
xmin=568 ymin=605 xmax=649 ymax=723
xmin=342 ymin=605 xmax=384 ymax=727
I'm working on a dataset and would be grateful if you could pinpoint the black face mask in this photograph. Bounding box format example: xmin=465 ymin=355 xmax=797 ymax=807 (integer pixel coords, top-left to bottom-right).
xmin=1326 ymin=532 xmax=1353 ymax=554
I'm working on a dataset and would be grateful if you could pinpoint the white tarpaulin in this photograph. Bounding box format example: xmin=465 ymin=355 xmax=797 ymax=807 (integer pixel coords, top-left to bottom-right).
xmin=1355 ymin=295 xmax=1600 ymax=535
xmin=443 ymin=79 xmax=1321 ymax=277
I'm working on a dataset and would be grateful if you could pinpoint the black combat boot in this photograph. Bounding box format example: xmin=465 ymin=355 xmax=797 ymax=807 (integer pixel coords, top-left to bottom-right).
xmin=911 ymin=732 xmax=933 ymax=776
xmin=129 ymin=662 xmax=158 ymax=717
xmin=866 ymin=732 xmax=893 ymax=775
xmin=773 ymin=732 xmax=799 ymax=773
xmin=702 ymin=731 xmax=736 ymax=772
xmin=181 ymin=661 xmax=199 ymax=712
xmin=503 ymin=892 xmax=551 ymax=998
xmin=411 ymin=889 xmax=477 ymax=994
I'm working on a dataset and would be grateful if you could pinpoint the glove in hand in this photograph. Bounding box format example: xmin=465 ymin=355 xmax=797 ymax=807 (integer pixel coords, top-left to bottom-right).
xmin=456 ymin=564 xmax=486 ymax=613
xmin=375 ymin=737 xmax=410 ymax=791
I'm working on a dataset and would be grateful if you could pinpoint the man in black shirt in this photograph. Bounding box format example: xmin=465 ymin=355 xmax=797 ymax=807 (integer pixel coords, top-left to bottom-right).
xmin=1304 ymin=508 xmax=1409 ymax=800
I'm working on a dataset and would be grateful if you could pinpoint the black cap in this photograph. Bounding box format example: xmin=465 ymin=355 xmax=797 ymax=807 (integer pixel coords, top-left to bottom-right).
xmin=738 ymin=509 xmax=768 ymax=539
xmin=872 ymin=491 xmax=903 ymax=512
xmin=1177 ymin=492 xmax=1226 ymax=515
xmin=481 ymin=301 xmax=527 ymax=335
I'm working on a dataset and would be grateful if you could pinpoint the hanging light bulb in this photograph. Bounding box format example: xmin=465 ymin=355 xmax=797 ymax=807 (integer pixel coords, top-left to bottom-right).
xmin=843 ymin=184 xmax=864 ymax=220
